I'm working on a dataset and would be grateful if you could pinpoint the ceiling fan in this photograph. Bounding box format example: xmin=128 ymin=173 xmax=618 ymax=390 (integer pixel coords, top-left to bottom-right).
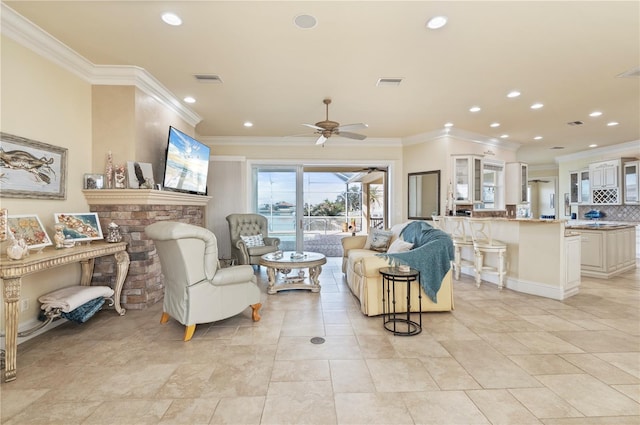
xmin=302 ymin=98 xmax=368 ymax=145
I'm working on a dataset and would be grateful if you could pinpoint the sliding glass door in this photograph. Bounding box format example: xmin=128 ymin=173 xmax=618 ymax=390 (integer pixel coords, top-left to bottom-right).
xmin=252 ymin=164 xmax=387 ymax=257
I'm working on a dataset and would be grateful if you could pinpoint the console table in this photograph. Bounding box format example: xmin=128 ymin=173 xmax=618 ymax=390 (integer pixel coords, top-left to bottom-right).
xmin=0 ymin=241 xmax=129 ymax=382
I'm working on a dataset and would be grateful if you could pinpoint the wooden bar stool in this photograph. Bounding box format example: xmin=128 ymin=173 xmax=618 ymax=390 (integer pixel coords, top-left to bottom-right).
xmin=466 ymin=218 xmax=508 ymax=289
xmin=442 ymin=216 xmax=474 ymax=280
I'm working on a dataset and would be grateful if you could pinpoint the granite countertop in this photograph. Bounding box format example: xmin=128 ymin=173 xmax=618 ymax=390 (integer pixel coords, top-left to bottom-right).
xmin=564 ymin=223 xmax=636 ymax=230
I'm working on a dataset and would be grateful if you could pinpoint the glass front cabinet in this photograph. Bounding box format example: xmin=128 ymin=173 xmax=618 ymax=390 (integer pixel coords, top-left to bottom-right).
xmin=624 ymin=161 xmax=639 ymax=204
xmin=452 ymin=155 xmax=504 ymax=210
xmin=569 ymin=169 xmax=590 ymax=204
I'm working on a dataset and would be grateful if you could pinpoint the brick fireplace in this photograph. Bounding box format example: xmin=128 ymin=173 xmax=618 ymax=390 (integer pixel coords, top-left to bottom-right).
xmin=84 ymin=189 xmax=211 ymax=310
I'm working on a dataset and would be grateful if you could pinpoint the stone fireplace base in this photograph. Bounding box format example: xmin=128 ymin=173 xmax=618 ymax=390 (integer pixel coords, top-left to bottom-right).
xmin=84 ymin=189 xmax=211 ymax=309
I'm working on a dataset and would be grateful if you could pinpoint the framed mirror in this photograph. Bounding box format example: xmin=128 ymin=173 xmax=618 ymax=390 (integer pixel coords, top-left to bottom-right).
xmin=408 ymin=170 xmax=441 ymax=219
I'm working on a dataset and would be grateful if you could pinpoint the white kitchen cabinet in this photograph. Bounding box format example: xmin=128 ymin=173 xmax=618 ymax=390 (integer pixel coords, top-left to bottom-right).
xmin=623 ymin=161 xmax=639 ymax=204
xmin=575 ymin=226 xmax=637 ymax=278
xmin=564 ymin=235 xmax=581 ymax=294
xmin=589 ymin=160 xmax=622 ymax=205
xmin=569 ymin=169 xmax=590 ymax=204
xmin=452 ymin=155 xmax=504 ymax=210
xmin=506 ymin=162 xmax=528 ymax=204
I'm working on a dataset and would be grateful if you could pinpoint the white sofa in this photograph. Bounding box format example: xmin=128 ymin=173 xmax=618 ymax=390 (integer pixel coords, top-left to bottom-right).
xmin=341 ymin=223 xmax=454 ymax=317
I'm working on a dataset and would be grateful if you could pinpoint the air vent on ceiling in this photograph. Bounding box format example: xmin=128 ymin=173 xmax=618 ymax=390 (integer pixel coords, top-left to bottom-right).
xmin=194 ymin=74 xmax=223 ymax=83
xmin=567 ymin=121 xmax=584 ymax=126
xmin=376 ymin=78 xmax=403 ymax=86
xmin=617 ymin=66 xmax=640 ymax=78
xmin=550 ymin=146 xmax=565 ymax=150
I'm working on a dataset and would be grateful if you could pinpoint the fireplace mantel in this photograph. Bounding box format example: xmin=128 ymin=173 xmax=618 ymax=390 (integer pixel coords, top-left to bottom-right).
xmin=83 ymin=189 xmax=211 ymax=206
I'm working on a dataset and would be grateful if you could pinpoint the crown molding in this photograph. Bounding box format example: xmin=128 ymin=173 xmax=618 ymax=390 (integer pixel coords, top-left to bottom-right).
xmin=554 ymin=140 xmax=640 ymax=164
xmin=1 ymin=3 xmax=201 ymax=127
xmin=402 ymin=128 xmax=522 ymax=151
xmin=200 ymin=135 xmax=402 ymax=147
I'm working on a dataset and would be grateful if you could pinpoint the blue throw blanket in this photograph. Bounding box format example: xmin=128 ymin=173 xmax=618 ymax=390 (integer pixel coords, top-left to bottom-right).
xmin=377 ymin=221 xmax=454 ymax=303
xmin=61 ymin=297 xmax=105 ymax=324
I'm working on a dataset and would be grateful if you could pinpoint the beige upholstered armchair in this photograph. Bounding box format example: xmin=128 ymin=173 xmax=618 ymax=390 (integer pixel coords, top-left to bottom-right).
xmin=226 ymin=213 xmax=280 ymax=266
xmin=145 ymin=221 xmax=262 ymax=341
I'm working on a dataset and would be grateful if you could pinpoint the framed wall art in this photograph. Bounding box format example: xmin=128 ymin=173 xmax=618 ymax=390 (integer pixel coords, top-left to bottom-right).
xmin=0 ymin=208 xmax=7 ymax=242
xmin=126 ymin=161 xmax=154 ymax=189
xmin=7 ymin=214 xmax=52 ymax=249
xmin=54 ymin=212 xmax=104 ymax=242
xmin=0 ymin=132 xmax=68 ymax=199
xmin=84 ymin=173 xmax=105 ymax=189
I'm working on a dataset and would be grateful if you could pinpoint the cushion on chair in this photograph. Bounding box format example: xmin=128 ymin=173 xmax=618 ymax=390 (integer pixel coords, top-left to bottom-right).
xmin=241 ymin=234 xmax=265 ymax=247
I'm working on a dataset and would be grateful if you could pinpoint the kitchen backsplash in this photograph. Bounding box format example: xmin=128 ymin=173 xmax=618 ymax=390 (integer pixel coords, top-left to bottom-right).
xmin=578 ymin=205 xmax=640 ymax=222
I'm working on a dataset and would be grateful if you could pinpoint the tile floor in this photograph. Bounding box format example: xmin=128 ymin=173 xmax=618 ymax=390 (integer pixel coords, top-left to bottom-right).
xmin=1 ymin=258 xmax=639 ymax=424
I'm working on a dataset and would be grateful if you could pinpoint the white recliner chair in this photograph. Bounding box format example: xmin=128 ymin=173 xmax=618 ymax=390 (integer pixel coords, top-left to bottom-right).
xmin=145 ymin=221 xmax=262 ymax=341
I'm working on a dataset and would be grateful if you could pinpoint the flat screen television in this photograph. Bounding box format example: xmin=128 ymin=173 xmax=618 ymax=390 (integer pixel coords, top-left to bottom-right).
xmin=162 ymin=126 xmax=211 ymax=195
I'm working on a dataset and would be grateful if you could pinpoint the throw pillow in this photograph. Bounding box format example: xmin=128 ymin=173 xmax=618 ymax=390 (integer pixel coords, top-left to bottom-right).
xmin=241 ymin=234 xmax=265 ymax=247
xmin=364 ymin=229 xmax=394 ymax=252
xmin=387 ymin=238 xmax=413 ymax=253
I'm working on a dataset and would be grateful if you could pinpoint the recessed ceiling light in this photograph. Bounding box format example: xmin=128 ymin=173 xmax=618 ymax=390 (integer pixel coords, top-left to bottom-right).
xmin=469 ymin=106 xmax=481 ymax=113
xmin=243 ymin=121 xmax=253 ymax=128
xmin=500 ymin=134 xmax=509 ymax=139
xmin=533 ymin=136 xmax=543 ymax=140
xmin=183 ymin=96 xmax=195 ymax=104
xmin=507 ymin=90 xmax=521 ymax=98
xmin=161 ymin=12 xmax=182 ymax=26
xmin=589 ymin=111 xmax=602 ymax=117
xmin=426 ymin=16 xmax=448 ymax=30
xmin=294 ymin=14 xmax=317 ymax=29
xmin=607 ymin=121 xmax=619 ymax=126
xmin=490 ymin=122 xmax=500 ymax=128
xmin=530 ymin=103 xmax=544 ymax=110
xmin=444 ymin=122 xmax=453 ymax=128
xmin=589 ymin=144 xmax=598 ymax=148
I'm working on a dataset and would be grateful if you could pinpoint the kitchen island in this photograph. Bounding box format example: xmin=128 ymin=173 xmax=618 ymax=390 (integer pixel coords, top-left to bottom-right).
xmin=456 ymin=218 xmax=581 ymax=300
xmin=564 ymin=222 xmax=636 ymax=278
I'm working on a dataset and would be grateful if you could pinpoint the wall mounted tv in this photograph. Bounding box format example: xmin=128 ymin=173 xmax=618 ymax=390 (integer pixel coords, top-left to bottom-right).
xmin=162 ymin=126 xmax=211 ymax=195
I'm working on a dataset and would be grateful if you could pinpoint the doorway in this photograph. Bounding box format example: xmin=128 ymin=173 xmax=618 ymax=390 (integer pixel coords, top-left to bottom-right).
xmin=528 ymin=177 xmax=558 ymax=219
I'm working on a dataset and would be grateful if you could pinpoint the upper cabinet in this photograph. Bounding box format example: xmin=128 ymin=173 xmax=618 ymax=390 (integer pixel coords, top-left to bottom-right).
xmin=506 ymin=162 xmax=528 ymax=204
xmin=589 ymin=159 xmax=622 ymax=205
xmin=452 ymin=155 xmax=505 ymax=210
xmin=624 ymin=161 xmax=639 ymax=204
xmin=569 ymin=169 xmax=590 ymax=204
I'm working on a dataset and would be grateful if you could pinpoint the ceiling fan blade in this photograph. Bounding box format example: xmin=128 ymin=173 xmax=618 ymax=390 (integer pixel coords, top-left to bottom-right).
xmin=315 ymin=135 xmax=328 ymax=145
xmin=302 ymin=123 xmax=324 ymax=131
xmin=336 ymin=123 xmax=368 ymax=132
xmin=337 ymin=131 xmax=367 ymax=140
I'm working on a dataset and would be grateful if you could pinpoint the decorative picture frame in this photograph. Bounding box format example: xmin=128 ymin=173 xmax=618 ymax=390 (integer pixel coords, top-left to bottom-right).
xmin=84 ymin=173 xmax=105 ymax=189
xmin=126 ymin=161 xmax=154 ymax=189
xmin=0 ymin=132 xmax=67 ymax=199
xmin=7 ymin=214 xmax=53 ymax=249
xmin=53 ymin=212 xmax=104 ymax=242
xmin=0 ymin=208 xmax=7 ymax=242
xmin=564 ymin=193 xmax=571 ymax=216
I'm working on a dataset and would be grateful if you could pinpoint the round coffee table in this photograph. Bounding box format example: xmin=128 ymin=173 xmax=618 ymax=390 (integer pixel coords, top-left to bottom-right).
xmin=259 ymin=251 xmax=326 ymax=294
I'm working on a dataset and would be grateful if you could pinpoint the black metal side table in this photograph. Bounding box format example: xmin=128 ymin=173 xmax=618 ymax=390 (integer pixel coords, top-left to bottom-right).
xmin=379 ymin=267 xmax=422 ymax=336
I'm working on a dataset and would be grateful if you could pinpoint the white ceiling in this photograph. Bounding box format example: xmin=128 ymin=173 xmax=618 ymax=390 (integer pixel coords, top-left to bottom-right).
xmin=5 ymin=1 xmax=639 ymax=165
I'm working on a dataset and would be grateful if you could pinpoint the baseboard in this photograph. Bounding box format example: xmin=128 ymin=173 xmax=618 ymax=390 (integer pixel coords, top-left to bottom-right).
xmin=460 ymin=268 xmax=577 ymax=300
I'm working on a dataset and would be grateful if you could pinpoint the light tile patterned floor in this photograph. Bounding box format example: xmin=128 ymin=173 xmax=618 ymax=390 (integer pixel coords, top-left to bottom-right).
xmin=2 ymin=257 xmax=639 ymax=424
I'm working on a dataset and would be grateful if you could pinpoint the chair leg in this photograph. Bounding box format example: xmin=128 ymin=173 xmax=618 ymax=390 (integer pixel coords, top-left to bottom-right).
xmin=184 ymin=324 xmax=196 ymax=341
xmin=251 ymin=303 xmax=262 ymax=322
xmin=498 ymin=251 xmax=505 ymax=289
xmin=453 ymin=245 xmax=461 ymax=280
xmin=474 ymin=250 xmax=483 ymax=288
xmin=160 ymin=312 xmax=170 ymax=324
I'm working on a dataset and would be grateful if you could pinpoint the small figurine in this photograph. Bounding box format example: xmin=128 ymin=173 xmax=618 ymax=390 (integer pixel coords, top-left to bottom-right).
xmin=105 ymin=222 xmax=122 ymax=243
xmin=6 ymin=232 xmax=29 ymax=260
xmin=54 ymin=224 xmax=66 ymax=249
